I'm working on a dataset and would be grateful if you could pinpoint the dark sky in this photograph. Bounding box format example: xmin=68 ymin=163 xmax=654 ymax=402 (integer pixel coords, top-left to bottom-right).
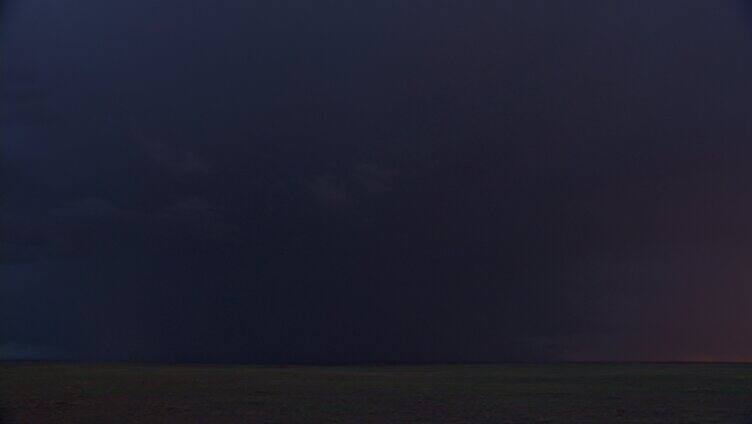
xmin=4 ymin=1 xmax=752 ymax=362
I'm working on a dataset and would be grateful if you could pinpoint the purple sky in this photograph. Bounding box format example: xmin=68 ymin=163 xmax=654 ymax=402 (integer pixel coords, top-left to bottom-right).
xmin=4 ymin=1 xmax=752 ymax=362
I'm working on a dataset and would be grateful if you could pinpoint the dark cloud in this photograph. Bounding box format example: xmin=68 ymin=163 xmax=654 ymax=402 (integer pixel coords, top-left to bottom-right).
xmin=0 ymin=342 xmax=62 ymax=360
xmin=305 ymin=175 xmax=353 ymax=210
xmin=1 ymin=243 xmax=48 ymax=265
xmin=354 ymin=163 xmax=398 ymax=193
xmin=50 ymin=197 xmax=124 ymax=220
xmin=141 ymin=138 xmax=211 ymax=176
